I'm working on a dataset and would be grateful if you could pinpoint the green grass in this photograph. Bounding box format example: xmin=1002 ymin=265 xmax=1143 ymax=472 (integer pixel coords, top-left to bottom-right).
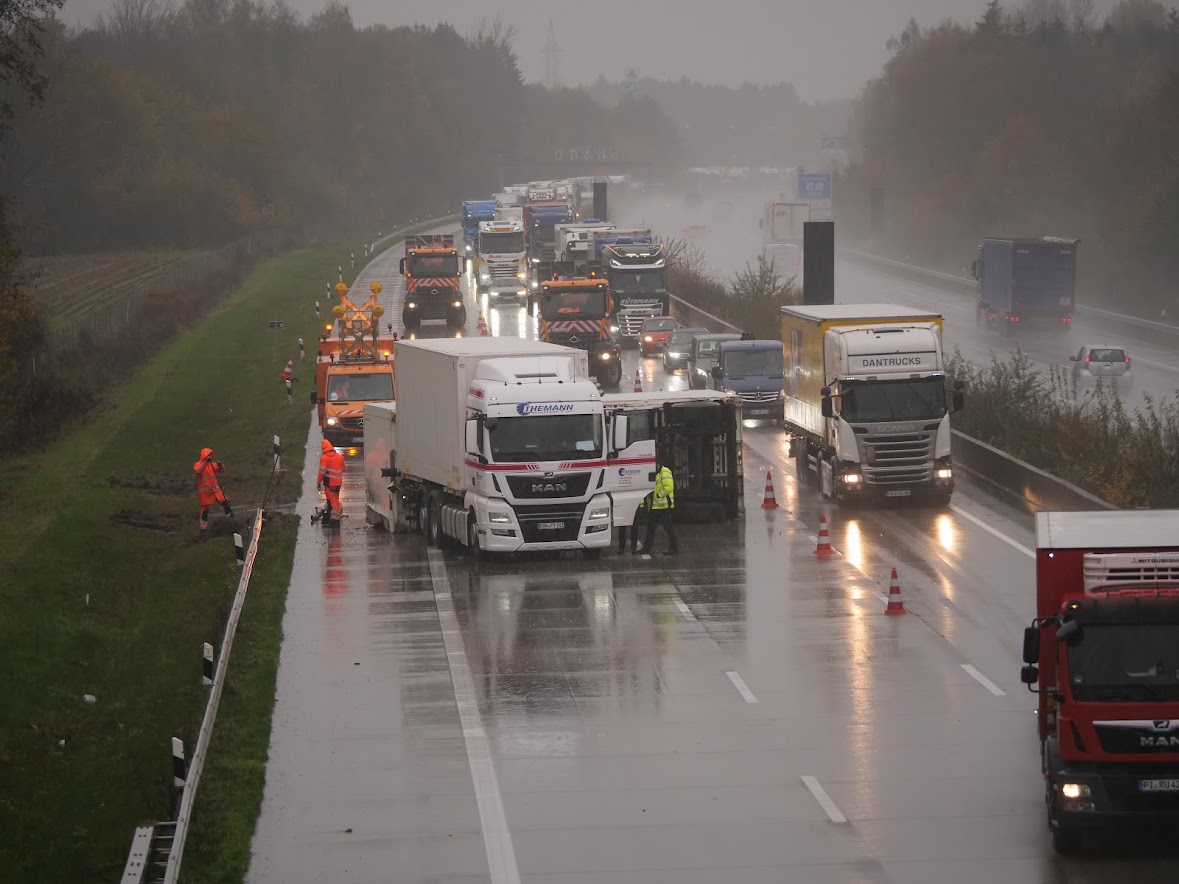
xmin=0 ymin=244 xmax=354 ymax=882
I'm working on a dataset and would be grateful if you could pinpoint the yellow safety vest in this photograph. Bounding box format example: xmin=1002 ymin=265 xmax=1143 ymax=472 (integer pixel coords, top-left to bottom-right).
xmin=651 ymin=466 xmax=675 ymax=510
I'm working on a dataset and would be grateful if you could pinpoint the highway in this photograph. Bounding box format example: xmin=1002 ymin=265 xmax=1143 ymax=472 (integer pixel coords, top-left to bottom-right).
xmin=245 ymin=225 xmax=1179 ymax=881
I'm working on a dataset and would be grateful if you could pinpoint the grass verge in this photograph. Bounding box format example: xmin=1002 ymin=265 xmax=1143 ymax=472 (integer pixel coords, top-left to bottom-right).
xmin=0 ymin=243 xmax=356 ymax=882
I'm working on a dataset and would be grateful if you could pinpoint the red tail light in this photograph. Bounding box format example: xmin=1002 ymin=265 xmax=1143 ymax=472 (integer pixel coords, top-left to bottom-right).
xmin=1062 ymin=316 xmax=1073 ymax=324
xmin=1125 ymin=356 xmax=1131 ymax=365
xmin=1084 ymin=355 xmax=1090 ymax=364
xmin=1008 ymin=315 xmax=1020 ymax=323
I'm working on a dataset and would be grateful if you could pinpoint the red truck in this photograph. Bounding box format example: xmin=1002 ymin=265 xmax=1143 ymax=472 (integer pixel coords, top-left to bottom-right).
xmin=1022 ymin=510 xmax=1179 ymax=852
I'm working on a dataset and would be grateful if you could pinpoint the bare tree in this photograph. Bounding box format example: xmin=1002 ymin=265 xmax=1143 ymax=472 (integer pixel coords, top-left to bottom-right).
xmin=1019 ymin=0 xmax=1067 ymax=29
xmin=97 ymin=0 xmax=177 ymax=40
xmin=1107 ymin=0 xmax=1168 ymax=30
xmin=1069 ymin=0 xmax=1095 ymax=32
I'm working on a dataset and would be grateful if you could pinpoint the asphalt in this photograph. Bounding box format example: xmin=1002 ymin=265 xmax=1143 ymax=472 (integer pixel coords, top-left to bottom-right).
xmin=246 ymin=225 xmax=1179 ymax=882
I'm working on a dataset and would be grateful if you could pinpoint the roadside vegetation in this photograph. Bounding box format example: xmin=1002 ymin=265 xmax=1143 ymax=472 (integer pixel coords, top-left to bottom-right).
xmin=946 ymin=348 xmax=1179 ymax=507
xmin=0 ymin=243 xmax=351 ymax=882
xmin=665 ymin=239 xmax=799 ymax=336
xmin=838 ymin=0 xmax=1179 ymax=315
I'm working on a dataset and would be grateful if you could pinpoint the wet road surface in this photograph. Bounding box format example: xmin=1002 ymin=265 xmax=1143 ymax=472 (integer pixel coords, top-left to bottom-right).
xmin=246 ymin=225 xmax=1179 ymax=882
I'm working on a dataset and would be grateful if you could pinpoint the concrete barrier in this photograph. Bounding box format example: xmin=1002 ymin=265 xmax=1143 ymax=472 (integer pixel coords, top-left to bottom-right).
xmin=951 ymin=430 xmax=1115 ymax=513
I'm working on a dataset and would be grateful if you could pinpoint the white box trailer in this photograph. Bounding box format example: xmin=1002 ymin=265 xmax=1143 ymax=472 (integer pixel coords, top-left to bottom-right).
xmin=365 ymin=337 xmax=615 ymax=556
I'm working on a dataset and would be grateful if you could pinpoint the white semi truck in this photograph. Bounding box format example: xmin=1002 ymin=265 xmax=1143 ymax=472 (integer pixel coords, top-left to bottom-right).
xmin=474 ymin=219 xmax=527 ymax=300
xmin=363 ymin=337 xmax=620 ymax=556
xmin=782 ymin=304 xmax=965 ymax=505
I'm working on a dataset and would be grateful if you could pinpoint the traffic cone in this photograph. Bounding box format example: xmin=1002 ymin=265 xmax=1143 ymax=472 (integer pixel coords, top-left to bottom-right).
xmin=633 ymin=373 xmax=643 ymax=393
xmin=814 ymin=512 xmax=834 ymax=556
xmin=884 ymin=567 xmax=908 ymax=615
xmin=279 ymin=357 xmax=294 ymax=382
xmin=760 ymin=470 xmax=779 ymax=509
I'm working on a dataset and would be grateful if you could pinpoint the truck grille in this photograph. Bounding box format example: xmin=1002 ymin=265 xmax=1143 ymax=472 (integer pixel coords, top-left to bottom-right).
xmin=514 ymin=503 xmax=587 ymax=543
xmin=858 ymin=429 xmax=934 ymax=485
xmin=505 ymin=472 xmax=592 ymax=499
xmin=486 ymin=261 xmax=520 ymax=284
xmin=339 ymin=417 xmax=363 ymax=431
xmin=618 ymin=308 xmax=659 ymax=336
xmin=740 ymin=391 xmax=780 ymax=402
xmin=544 ymin=331 xmax=598 ymax=349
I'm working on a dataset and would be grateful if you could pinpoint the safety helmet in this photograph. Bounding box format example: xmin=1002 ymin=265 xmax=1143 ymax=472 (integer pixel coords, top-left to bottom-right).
xmin=321 ymin=439 xmax=334 ymax=453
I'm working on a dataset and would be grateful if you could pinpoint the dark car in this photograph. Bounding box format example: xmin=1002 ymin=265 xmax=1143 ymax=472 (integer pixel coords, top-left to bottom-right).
xmin=687 ymin=333 xmax=742 ymax=389
xmin=663 ymin=326 xmax=707 ymax=373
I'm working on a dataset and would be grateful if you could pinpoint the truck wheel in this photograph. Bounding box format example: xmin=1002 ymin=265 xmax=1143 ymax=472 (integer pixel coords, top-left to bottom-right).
xmin=427 ymin=495 xmax=443 ymax=547
xmin=417 ymin=498 xmax=429 ymax=536
xmin=606 ymin=361 xmax=622 ymax=390
xmin=467 ymin=514 xmax=483 ymax=562
xmin=402 ymin=310 xmax=420 ymax=331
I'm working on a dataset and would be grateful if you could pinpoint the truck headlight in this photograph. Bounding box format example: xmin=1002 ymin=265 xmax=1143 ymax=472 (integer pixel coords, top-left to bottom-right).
xmin=1061 ymin=783 xmax=1090 ymax=799
xmin=480 ymin=273 xmax=491 ymax=282
xmin=610 ymin=325 xmax=619 ymax=333
xmin=588 ymin=506 xmax=610 ymax=521
xmin=599 ymin=351 xmax=612 ymax=361
xmin=840 ymin=471 xmax=862 ymax=484
xmin=407 ymin=301 xmax=417 ymax=309
xmin=936 ymin=467 xmax=953 ymax=480
xmin=326 ymin=417 xmax=339 ymax=427
xmin=517 ymin=271 xmax=526 ymax=279
xmin=452 ymin=300 xmax=462 ymax=307
xmin=488 ymin=511 xmax=511 ymax=524
xmin=643 ymin=335 xmax=653 ymax=342
xmin=531 ymin=257 xmax=540 ymax=264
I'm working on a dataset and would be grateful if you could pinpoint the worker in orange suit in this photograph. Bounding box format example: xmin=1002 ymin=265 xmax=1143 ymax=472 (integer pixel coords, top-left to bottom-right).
xmin=316 ymin=438 xmax=346 ymax=523
xmin=193 ymin=447 xmax=234 ymax=531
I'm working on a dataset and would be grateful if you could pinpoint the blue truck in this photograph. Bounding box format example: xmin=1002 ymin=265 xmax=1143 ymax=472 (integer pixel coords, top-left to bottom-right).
xmin=461 ymin=200 xmax=498 ymax=256
xmin=709 ymin=338 xmax=784 ymax=423
xmin=972 ymin=237 xmax=1079 ymax=335
xmin=524 ymin=201 xmax=574 ymax=294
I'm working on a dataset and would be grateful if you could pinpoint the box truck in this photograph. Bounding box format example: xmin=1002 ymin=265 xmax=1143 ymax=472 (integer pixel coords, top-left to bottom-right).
xmin=363 ymin=337 xmax=616 ymax=556
xmin=782 ymin=304 xmax=965 ymax=505
xmin=972 ymin=237 xmax=1078 ymax=335
xmin=1021 ymin=510 xmax=1179 ymax=852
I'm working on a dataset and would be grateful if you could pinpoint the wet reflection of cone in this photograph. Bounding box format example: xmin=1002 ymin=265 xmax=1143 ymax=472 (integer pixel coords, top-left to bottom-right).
xmin=814 ymin=512 xmax=834 ymax=555
xmin=884 ymin=567 xmax=908 ymax=615
xmin=633 ymin=373 xmax=642 ymax=393
xmin=760 ymin=470 xmax=779 ymax=509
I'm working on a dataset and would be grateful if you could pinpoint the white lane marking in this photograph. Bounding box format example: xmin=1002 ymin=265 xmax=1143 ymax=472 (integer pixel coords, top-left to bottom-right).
xmin=961 ymin=663 xmax=1006 ymax=697
xmin=427 ymin=549 xmax=521 ymax=884
xmin=725 ymin=671 xmax=759 ymax=704
xmin=949 ymin=504 xmax=1035 ymax=559
xmin=673 ymin=598 xmax=697 ymax=622
xmin=801 ymin=775 xmax=848 ymax=824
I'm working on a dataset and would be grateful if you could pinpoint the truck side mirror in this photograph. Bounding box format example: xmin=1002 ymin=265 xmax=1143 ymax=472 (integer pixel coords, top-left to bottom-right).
xmin=308 ymin=391 xmax=318 ymax=405
xmin=1022 ymin=625 xmax=1040 ymax=664
xmin=820 ymin=395 xmax=834 ymax=419
xmin=611 ymin=414 xmax=629 ymax=451
xmin=399 ymin=257 xmax=406 ymax=275
xmin=969 ymin=260 xmax=978 ymax=279
xmin=464 ymin=419 xmax=482 ymax=458
xmin=711 ymin=365 xmax=722 ymax=380
xmin=1020 ymin=664 xmax=1039 ymax=686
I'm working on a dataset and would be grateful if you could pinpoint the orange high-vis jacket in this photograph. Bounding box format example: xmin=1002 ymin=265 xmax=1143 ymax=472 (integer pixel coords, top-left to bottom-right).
xmin=193 ymin=448 xmax=227 ymax=506
xmin=318 ymin=449 xmax=346 ymax=488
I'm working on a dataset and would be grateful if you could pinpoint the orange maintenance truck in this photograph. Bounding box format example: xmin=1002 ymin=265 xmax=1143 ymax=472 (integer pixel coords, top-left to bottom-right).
xmin=399 ymin=233 xmax=465 ymax=329
xmin=311 ymin=281 xmax=395 ymax=448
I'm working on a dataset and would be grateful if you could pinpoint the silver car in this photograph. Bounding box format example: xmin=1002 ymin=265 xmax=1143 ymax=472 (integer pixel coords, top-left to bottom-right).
xmin=1070 ymin=345 xmax=1132 ymax=389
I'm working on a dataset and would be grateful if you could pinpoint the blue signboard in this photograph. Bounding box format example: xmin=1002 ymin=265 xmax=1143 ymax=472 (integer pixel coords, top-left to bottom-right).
xmin=798 ymin=172 xmax=832 ymax=200
xmin=820 ymin=135 xmax=846 ymax=150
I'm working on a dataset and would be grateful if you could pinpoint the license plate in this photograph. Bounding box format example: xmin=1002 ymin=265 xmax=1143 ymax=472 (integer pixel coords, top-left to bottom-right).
xmin=537 ymin=521 xmax=565 ymax=530
xmin=750 ymin=409 xmax=769 ymax=416
xmin=885 ymin=489 xmax=911 ymax=498
xmin=1140 ymin=779 xmax=1179 ymax=792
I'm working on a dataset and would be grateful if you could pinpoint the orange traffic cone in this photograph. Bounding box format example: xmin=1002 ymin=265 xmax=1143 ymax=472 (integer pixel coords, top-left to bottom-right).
xmin=279 ymin=357 xmax=294 ymax=382
xmin=814 ymin=512 xmax=834 ymax=556
xmin=760 ymin=470 xmax=779 ymax=509
xmin=633 ymin=373 xmax=643 ymax=393
xmin=884 ymin=567 xmax=908 ymax=615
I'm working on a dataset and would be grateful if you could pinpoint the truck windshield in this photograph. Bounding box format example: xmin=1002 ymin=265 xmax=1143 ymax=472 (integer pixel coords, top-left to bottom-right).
xmin=489 ymin=414 xmax=603 ymax=462
xmin=479 ymin=231 xmax=524 ymax=253
xmin=724 ymin=349 xmax=783 ymax=378
xmin=540 ymin=290 xmax=608 ymax=318
xmin=1067 ymin=624 xmax=1179 ymax=701
xmin=611 ymin=271 xmax=668 ymax=295
xmin=409 ymin=254 xmax=458 ymax=276
xmin=839 ymin=377 xmax=947 ymax=422
xmin=327 ymin=373 xmax=393 ymax=402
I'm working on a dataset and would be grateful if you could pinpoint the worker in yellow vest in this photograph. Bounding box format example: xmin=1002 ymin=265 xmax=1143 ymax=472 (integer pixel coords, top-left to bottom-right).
xmin=641 ymin=452 xmax=679 ymax=555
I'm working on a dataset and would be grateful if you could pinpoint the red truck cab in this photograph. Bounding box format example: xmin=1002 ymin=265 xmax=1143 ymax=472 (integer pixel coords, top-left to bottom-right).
xmin=1023 ymin=510 xmax=1179 ymax=852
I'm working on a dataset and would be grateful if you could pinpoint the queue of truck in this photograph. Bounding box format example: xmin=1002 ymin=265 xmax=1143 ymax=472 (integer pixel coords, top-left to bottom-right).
xmin=321 ymin=177 xmax=1179 ymax=849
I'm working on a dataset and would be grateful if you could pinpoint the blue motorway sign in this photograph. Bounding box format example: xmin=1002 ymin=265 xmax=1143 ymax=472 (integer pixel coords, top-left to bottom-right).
xmin=798 ymin=172 xmax=832 ymax=200
xmin=820 ymin=135 xmax=846 ymax=150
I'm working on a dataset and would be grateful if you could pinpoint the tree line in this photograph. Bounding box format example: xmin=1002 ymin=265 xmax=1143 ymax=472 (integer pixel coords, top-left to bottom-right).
xmin=838 ymin=0 xmax=1179 ymax=315
xmin=0 ymin=0 xmax=682 ymax=444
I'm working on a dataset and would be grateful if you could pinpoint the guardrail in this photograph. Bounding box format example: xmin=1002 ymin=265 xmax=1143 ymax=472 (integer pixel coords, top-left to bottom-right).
xmin=840 ymin=247 xmax=1179 ymax=348
xmin=668 ymin=293 xmax=742 ymax=333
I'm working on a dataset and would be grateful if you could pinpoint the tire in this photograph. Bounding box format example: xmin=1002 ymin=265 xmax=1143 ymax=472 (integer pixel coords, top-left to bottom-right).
xmin=402 ymin=310 xmax=421 ymax=330
xmin=426 ymin=495 xmax=442 ymax=547
xmin=605 ymin=361 xmax=622 ymax=390
xmin=417 ymin=497 xmax=429 ymax=536
xmin=467 ymin=514 xmax=483 ymax=562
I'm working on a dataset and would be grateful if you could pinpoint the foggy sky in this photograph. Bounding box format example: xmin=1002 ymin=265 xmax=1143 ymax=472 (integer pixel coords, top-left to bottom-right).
xmin=63 ymin=0 xmax=1133 ymax=101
